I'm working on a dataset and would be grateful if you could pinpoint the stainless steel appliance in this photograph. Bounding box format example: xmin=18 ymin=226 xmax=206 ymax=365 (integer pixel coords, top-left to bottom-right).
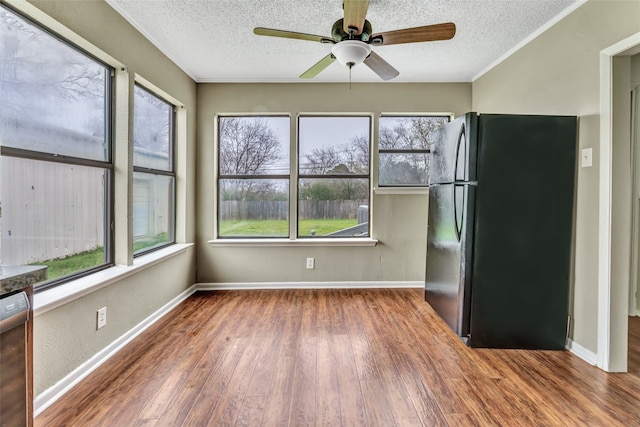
xmin=1 ymin=289 xmax=33 ymax=426
xmin=425 ymin=113 xmax=577 ymax=349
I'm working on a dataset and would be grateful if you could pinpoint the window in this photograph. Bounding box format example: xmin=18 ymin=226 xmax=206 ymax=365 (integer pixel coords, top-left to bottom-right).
xmin=216 ymin=115 xmax=371 ymax=239
xmin=378 ymin=115 xmax=450 ymax=187
xmin=133 ymin=84 xmax=175 ymax=254
xmin=0 ymin=5 xmax=113 ymax=286
xmin=298 ymin=116 xmax=370 ymax=237
xmin=217 ymin=116 xmax=290 ymax=238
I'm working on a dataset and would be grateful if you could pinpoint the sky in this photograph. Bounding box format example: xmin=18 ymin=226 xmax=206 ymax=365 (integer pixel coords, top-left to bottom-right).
xmin=250 ymin=115 xmax=371 ymax=174
xmin=276 ymin=114 xmax=370 ymax=157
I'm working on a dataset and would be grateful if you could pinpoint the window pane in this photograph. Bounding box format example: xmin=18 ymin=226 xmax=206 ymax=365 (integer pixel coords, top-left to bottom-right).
xmin=298 ymin=178 xmax=369 ymax=237
xmin=134 ymin=85 xmax=172 ymax=171
xmin=0 ymin=6 xmax=109 ymax=161
xmin=378 ymin=116 xmax=449 ymax=187
xmin=218 ymin=117 xmax=289 ymax=176
xmin=379 ymin=116 xmax=448 ymax=150
xmin=133 ymin=172 xmax=174 ymax=254
xmin=0 ymin=156 xmax=108 ymax=282
xmin=299 ymin=117 xmax=370 ymax=175
xmin=218 ymin=179 xmax=289 ymax=237
xmin=379 ymin=152 xmax=429 ymax=186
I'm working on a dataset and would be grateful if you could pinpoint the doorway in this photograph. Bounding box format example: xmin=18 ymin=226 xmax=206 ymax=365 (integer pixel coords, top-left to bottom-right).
xmin=599 ymin=33 xmax=640 ymax=373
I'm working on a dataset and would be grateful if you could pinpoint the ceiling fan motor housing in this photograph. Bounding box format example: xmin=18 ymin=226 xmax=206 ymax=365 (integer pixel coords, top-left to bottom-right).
xmin=332 ymin=18 xmax=372 ymax=42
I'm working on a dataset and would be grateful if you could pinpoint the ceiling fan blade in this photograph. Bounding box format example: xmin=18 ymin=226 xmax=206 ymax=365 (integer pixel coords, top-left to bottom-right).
xmin=254 ymin=27 xmax=334 ymax=44
xmin=371 ymin=22 xmax=456 ymax=46
xmin=343 ymin=0 xmax=370 ymax=35
xmin=300 ymin=53 xmax=336 ymax=79
xmin=364 ymin=51 xmax=399 ymax=81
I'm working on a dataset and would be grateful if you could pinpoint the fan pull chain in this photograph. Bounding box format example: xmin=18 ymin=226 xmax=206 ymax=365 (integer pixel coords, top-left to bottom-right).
xmin=349 ymin=64 xmax=352 ymax=90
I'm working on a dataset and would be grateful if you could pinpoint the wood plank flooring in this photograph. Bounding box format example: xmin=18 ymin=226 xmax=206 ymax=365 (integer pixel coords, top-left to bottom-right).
xmin=36 ymin=289 xmax=640 ymax=426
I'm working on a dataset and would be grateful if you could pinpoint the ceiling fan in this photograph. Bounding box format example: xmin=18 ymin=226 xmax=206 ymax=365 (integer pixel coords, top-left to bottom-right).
xmin=253 ymin=0 xmax=456 ymax=81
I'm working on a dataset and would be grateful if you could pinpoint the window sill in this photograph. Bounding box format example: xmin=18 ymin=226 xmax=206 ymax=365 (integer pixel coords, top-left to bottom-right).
xmin=374 ymin=187 xmax=429 ymax=195
xmin=208 ymin=238 xmax=378 ymax=247
xmin=33 ymin=243 xmax=193 ymax=316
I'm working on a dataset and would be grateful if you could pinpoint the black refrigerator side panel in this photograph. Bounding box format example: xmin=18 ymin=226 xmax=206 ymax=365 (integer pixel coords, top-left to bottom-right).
xmin=468 ymin=115 xmax=577 ymax=349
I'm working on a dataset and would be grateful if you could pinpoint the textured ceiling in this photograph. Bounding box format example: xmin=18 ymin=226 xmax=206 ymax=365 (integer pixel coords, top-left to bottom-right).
xmin=105 ymin=0 xmax=581 ymax=83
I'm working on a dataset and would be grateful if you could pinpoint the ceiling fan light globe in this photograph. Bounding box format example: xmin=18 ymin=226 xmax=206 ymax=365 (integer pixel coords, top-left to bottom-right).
xmin=331 ymin=40 xmax=371 ymax=67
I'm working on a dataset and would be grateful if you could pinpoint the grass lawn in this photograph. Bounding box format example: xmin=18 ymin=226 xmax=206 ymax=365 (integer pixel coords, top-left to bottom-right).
xmin=34 ymin=247 xmax=105 ymax=281
xmin=219 ymin=219 xmax=359 ymax=237
xmin=134 ymin=232 xmax=169 ymax=252
xmin=32 ymin=232 xmax=170 ymax=281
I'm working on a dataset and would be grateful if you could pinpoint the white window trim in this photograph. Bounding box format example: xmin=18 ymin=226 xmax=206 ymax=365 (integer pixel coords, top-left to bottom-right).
xmin=208 ymin=238 xmax=377 ymax=247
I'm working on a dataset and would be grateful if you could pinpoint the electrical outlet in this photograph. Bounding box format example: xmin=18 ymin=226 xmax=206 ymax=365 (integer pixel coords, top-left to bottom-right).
xmin=306 ymin=257 xmax=315 ymax=269
xmin=97 ymin=307 xmax=107 ymax=329
xmin=581 ymin=148 xmax=592 ymax=168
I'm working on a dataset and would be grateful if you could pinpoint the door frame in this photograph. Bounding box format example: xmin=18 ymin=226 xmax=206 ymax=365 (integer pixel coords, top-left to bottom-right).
xmin=630 ymin=85 xmax=640 ymax=318
xmin=598 ymin=32 xmax=640 ymax=372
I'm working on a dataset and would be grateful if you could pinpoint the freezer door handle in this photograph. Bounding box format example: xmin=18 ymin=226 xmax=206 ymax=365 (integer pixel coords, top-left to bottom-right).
xmin=454 ymin=125 xmax=467 ymax=183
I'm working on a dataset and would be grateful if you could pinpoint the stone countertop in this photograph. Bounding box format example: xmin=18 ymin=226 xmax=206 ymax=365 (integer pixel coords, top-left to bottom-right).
xmin=0 ymin=265 xmax=48 ymax=296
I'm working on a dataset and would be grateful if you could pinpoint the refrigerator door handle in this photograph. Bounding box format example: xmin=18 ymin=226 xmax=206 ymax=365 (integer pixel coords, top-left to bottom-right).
xmin=453 ymin=184 xmax=464 ymax=243
xmin=454 ymin=125 xmax=467 ymax=183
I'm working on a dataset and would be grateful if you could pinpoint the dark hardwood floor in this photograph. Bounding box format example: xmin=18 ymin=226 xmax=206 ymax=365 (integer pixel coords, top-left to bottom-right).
xmin=36 ymin=289 xmax=640 ymax=426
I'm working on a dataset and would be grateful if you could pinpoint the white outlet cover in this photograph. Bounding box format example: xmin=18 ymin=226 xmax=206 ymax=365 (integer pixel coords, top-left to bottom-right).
xmin=97 ymin=307 xmax=107 ymax=329
xmin=581 ymin=148 xmax=593 ymax=168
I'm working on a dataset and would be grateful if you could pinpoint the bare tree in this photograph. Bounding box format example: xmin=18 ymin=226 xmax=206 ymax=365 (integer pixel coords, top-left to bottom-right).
xmin=301 ymin=147 xmax=341 ymax=175
xmin=379 ymin=117 xmax=445 ymax=150
xmin=219 ymin=117 xmax=283 ymax=174
xmin=133 ymin=86 xmax=171 ymax=169
xmin=379 ymin=117 xmax=448 ymax=184
xmin=1 ymin=6 xmax=107 ymax=140
xmin=301 ymin=134 xmax=369 ymax=176
xmin=299 ymin=134 xmax=370 ymax=201
xmin=219 ymin=117 xmax=285 ymax=201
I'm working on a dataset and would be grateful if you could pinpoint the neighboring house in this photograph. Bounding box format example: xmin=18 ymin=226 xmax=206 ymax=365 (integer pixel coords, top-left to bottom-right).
xmin=0 ymin=0 xmax=638 ymax=415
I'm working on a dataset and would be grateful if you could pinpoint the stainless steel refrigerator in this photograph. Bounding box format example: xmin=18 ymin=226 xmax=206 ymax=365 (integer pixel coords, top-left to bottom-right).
xmin=425 ymin=112 xmax=577 ymax=349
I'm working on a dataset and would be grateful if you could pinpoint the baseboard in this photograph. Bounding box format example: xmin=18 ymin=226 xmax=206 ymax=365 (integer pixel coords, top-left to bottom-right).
xmin=33 ymin=284 xmax=197 ymax=417
xmin=196 ymin=281 xmax=424 ymax=291
xmin=566 ymin=338 xmax=598 ymax=366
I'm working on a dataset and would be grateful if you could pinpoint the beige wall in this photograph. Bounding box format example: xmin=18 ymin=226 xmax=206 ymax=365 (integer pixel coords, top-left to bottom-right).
xmin=13 ymin=0 xmax=198 ymax=396
xmin=196 ymin=83 xmax=471 ymax=284
xmin=472 ymin=0 xmax=640 ymax=353
xmin=632 ymin=53 xmax=640 ymax=88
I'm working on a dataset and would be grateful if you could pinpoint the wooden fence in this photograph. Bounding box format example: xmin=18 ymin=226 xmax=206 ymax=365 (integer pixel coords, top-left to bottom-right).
xmin=219 ymin=200 xmax=368 ymax=220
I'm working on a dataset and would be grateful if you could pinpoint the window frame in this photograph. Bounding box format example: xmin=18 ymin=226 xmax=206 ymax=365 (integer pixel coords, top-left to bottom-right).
xmin=297 ymin=114 xmax=372 ymax=239
xmin=132 ymin=83 xmax=177 ymax=257
xmin=215 ymin=114 xmax=292 ymax=239
xmin=377 ymin=113 xmax=452 ymax=188
xmin=0 ymin=4 xmax=115 ymax=290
